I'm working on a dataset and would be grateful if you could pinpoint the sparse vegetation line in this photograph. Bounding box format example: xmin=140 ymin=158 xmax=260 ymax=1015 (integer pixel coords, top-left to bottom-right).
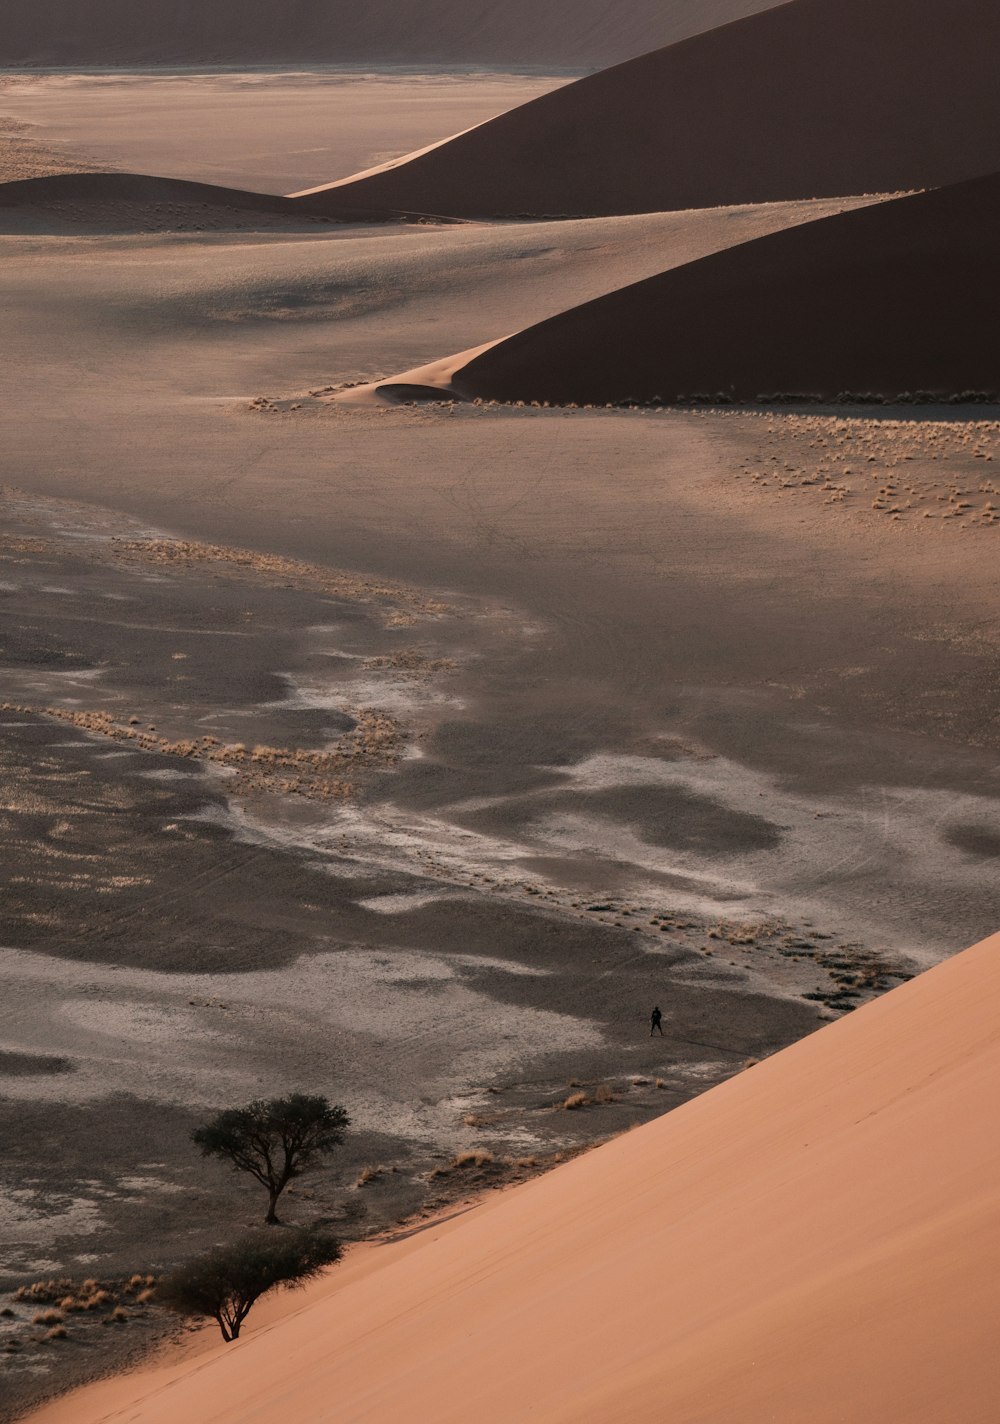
xmin=0 ymin=701 xmax=403 ymax=800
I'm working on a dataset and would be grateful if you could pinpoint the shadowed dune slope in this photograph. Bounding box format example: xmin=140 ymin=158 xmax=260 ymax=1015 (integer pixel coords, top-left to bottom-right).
xmin=0 ymin=172 xmax=382 ymax=232
xmin=438 ymin=175 xmax=1000 ymax=406
xmin=2 ymin=0 xmax=782 ymax=69
xmin=297 ymin=0 xmax=1000 ymax=218
xmin=32 ymin=927 xmax=1000 ymax=1424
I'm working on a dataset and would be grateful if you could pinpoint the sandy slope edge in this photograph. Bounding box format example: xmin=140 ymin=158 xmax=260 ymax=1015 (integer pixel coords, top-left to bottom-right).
xmin=28 ymin=923 xmax=1000 ymax=1424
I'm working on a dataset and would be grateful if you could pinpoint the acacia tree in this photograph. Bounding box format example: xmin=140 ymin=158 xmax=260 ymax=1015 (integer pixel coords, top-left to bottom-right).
xmin=158 ymin=1229 xmax=342 ymax=1341
xmin=192 ymin=1093 xmax=350 ymax=1225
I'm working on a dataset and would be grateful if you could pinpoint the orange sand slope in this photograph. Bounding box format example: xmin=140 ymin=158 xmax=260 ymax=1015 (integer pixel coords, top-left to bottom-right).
xmin=1 ymin=0 xmax=781 ymax=69
xmin=298 ymin=0 xmax=1000 ymax=219
xmin=34 ymin=928 xmax=1000 ymax=1424
xmin=397 ymin=174 xmax=1000 ymax=406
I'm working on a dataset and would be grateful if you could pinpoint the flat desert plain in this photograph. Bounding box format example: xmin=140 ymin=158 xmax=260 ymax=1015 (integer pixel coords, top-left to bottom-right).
xmin=1 ymin=47 xmax=999 ymax=1422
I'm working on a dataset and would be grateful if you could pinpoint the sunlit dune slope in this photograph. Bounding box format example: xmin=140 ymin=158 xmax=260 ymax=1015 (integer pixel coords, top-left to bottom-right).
xmin=1 ymin=0 xmax=781 ymax=69
xmin=419 ymin=174 xmax=1000 ymax=405
xmin=297 ymin=0 xmax=1000 ymax=218
xmin=32 ymin=926 xmax=1000 ymax=1424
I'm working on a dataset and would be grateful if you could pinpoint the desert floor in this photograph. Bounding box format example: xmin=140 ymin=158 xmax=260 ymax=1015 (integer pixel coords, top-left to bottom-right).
xmin=2 ymin=71 xmax=1000 ymax=1418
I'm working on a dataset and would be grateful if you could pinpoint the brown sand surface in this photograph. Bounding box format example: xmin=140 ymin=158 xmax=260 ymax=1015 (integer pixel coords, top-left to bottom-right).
xmin=27 ymin=928 xmax=1000 ymax=1424
xmin=0 ymin=72 xmax=562 ymax=196
xmin=0 ymin=115 xmax=113 ymax=184
xmin=296 ymin=0 xmax=1000 ymax=219
xmin=1 ymin=1 xmax=782 ymax=71
xmin=5 ymin=77 xmax=1000 ymax=1418
xmin=426 ymin=174 xmax=1000 ymax=406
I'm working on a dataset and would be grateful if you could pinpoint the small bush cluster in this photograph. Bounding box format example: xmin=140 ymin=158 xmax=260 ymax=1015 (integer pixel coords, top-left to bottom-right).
xmin=12 ymin=1272 xmax=158 ymax=1337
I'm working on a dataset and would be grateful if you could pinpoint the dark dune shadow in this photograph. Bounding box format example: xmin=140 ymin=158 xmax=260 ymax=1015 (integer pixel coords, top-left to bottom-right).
xmin=449 ymin=173 xmax=1000 ymax=405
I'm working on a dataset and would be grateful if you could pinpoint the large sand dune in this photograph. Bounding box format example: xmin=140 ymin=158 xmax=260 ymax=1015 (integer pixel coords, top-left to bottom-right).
xmin=31 ymin=927 xmax=1000 ymax=1423
xmin=376 ymin=174 xmax=1000 ymax=406
xmin=297 ymin=0 xmax=1000 ymax=218
xmin=1 ymin=0 xmax=781 ymax=70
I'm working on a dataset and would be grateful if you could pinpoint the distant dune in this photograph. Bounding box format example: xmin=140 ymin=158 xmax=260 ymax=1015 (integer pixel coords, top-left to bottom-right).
xmin=32 ymin=927 xmax=1000 ymax=1423
xmin=0 ymin=172 xmax=382 ymax=232
xmin=376 ymin=175 xmax=1000 ymax=407
xmin=1 ymin=0 xmax=781 ymax=70
xmin=297 ymin=0 xmax=1000 ymax=218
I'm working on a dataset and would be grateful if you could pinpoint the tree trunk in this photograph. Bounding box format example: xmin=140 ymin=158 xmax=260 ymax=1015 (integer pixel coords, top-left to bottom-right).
xmin=265 ymin=1187 xmax=280 ymax=1225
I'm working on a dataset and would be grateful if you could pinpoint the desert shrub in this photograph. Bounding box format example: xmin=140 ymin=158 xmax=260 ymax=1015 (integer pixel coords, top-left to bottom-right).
xmin=561 ymin=1093 xmax=588 ymax=1111
xmin=158 ymin=1229 xmax=341 ymax=1342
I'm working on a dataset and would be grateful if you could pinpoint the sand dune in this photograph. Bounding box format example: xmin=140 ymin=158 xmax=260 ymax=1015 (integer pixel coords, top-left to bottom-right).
xmin=1 ymin=0 xmax=781 ymax=70
xmin=373 ymin=175 xmax=1000 ymax=406
xmin=30 ymin=926 xmax=1000 ymax=1423
xmin=0 ymin=172 xmax=383 ymax=232
xmin=298 ymin=0 xmax=1000 ymax=218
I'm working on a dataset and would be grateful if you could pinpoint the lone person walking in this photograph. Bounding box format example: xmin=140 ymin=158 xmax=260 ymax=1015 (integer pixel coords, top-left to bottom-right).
xmin=650 ymin=1005 xmax=664 ymax=1036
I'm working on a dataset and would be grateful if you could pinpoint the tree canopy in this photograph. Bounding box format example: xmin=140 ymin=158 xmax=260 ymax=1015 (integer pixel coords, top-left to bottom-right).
xmin=158 ymin=1229 xmax=342 ymax=1341
xmin=192 ymin=1093 xmax=351 ymax=1224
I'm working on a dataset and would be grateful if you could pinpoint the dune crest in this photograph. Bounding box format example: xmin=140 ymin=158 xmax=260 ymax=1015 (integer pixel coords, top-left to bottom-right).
xmin=298 ymin=0 xmax=1000 ymax=219
xmin=29 ymin=925 xmax=1000 ymax=1424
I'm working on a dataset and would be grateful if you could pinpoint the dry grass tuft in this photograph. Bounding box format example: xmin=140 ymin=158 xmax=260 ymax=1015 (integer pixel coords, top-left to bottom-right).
xmin=561 ymin=1092 xmax=589 ymax=1110
xmin=354 ymin=1165 xmax=384 ymax=1189
xmin=32 ymin=1309 xmax=63 ymax=1326
xmin=453 ymin=1150 xmax=495 ymax=1168
xmin=44 ymin=1325 xmax=67 ymax=1341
